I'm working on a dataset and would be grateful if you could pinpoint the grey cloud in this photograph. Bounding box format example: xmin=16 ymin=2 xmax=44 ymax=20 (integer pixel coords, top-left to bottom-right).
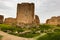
xmin=35 ymin=0 xmax=60 ymax=23
xmin=0 ymin=3 xmax=13 ymax=10
xmin=0 ymin=0 xmax=17 ymax=2
xmin=40 ymin=0 xmax=60 ymax=12
xmin=0 ymin=0 xmax=17 ymax=18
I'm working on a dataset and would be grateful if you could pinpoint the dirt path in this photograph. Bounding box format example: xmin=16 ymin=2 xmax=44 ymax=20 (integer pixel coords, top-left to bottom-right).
xmin=0 ymin=31 xmax=33 ymax=40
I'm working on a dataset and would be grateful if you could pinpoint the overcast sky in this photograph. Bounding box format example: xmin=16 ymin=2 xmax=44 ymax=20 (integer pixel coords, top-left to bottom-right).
xmin=0 ymin=0 xmax=60 ymax=23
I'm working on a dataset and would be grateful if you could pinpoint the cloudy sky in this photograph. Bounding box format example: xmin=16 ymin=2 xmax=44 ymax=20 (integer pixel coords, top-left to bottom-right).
xmin=0 ymin=0 xmax=60 ymax=23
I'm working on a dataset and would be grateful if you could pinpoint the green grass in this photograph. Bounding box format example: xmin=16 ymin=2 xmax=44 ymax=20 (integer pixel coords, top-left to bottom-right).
xmin=0 ymin=35 xmax=3 ymax=40
xmin=19 ymin=33 xmax=40 ymax=38
xmin=37 ymin=32 xmax=60 ymax=40
xmin=54 ymin=29 xmax=60 ymax=32
xmin=0 ymin=24 xmax=60 ymax=39
xmin=0 ymin=24 xmax=39 ymax=38
xmin=40 ymin=24 xmax=54 ymax=30
xmin=0 ymin=24 xmax=24 ymax=32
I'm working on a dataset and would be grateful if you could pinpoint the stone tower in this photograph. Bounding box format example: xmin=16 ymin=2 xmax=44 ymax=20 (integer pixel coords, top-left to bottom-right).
xmin=0 ymin=15 xmax=4 ymax=24
xmin=16 ymin=3 xmax=34 ymax=25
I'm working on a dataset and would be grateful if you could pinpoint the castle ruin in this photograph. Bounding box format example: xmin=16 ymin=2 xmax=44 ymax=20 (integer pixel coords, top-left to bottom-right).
xmin=4 ymin=18 xmax=16 ymax=25
xmin=0 ymin=3 xmax=40 ymax=26
xmin=0 ymin=15 xmax=4 ymax=24
xmin=34 ymin=15 xmax=40 ymax=25
xmin=16 ymin=3 xmax=40 ymax=26
xmin=46 ymin=16 xmax=60 ymax=25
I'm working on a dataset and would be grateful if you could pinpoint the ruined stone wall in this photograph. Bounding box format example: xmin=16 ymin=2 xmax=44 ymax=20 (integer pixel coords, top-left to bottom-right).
xmin=16 ymin=3 xmax=34 ymax=25
xmin=46 ymin=19 xmax=50 ymax=24
xmin=4 ymin=18 xmax=16 ymax=25
xmin=57 ymin=16 xmax=60 ymax=25
xmin=46 ymin=16 xmax=60 ymax=25
xmin=0 ymin=15 xmax=4 ymax=24
xmin=34 ymin=15 xmax=40 ymax=25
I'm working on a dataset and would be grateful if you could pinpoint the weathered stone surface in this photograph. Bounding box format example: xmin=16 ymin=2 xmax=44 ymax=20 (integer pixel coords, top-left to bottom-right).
xmin=46 ymin=19 xmax=50 ymax=24
xmin=0 ymin=15 xmax=4 ymax=24
xmin=46 ymin=16 xmax=60 ymax=25
xmin=16 ymin=3 xmax=34 ymax=25
xmin=34 ymin=15 xmax=40 ymax=25
xmin=57 ymin=16 xmax=60 ymax=25
xmin=3 ymin=3 xmax=40 ymax=26
xmin=4 ymin=18 xmax=16 ymax=25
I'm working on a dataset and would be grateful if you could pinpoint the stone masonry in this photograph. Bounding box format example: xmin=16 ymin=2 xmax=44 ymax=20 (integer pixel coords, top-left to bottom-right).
xmin=16 ymin=3 xmax=35 ymax=25
xmin=34 ymin=15 xmax=40 ymax=25
xmin=46 ymin=16 xmax=60 ymax=25
xmin=0 ymin=15 xmax=4 ymax=24
xmin=4 ymin=18 xmax=16 ymax=25
xmin=3 ymin=3 xmax=40 ymax=26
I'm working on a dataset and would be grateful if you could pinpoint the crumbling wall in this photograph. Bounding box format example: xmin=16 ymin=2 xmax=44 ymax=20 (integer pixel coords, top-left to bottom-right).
xmin=4 ymin=18 xmax=16 ymax=25
xmin=46 ymin=16 xmax=60 ymax=25
xmin=0 ymin=15 xmax=4 ymax=24
xmin=34 ymin=15 xmax=40 ymax=25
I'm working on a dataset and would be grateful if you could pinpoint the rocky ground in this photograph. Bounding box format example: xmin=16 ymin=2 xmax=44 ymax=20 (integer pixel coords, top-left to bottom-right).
xmin=0 ymin=31 xmax=33 ymax=40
